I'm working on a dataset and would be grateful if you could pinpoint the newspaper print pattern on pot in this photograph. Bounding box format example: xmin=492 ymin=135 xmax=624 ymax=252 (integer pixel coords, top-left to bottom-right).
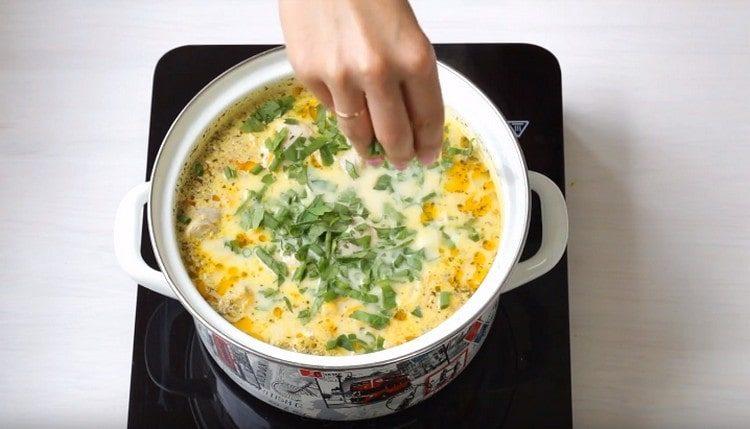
xmin=195 ymin=299 xmax=498 ymax=420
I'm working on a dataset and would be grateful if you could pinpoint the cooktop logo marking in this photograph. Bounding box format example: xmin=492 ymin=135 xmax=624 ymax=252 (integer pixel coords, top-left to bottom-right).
xmin=507 ymin=120 xmax=529 ymax=138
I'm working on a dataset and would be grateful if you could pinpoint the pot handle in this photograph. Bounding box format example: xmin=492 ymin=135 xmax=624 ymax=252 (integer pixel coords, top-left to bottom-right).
xmin=505 ymin=171 xmax=569 ymax=291
xmin=114 ymin=182 xmax=176 ymax=299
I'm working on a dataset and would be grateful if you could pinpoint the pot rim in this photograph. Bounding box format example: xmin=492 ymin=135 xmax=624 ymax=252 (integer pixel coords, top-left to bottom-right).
xmin=147 ymin=46 xmax=530 ymax=370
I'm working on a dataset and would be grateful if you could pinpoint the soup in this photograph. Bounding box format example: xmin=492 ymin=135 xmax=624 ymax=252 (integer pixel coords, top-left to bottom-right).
xmin=175 ymin=80 xmax=501 ymax=355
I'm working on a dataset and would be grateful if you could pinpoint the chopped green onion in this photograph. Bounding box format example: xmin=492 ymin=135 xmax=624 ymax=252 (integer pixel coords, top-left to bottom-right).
xmin=411 ymin=307 xmax=423 ymax=318
xmin=192 ymin=162 xmax=204 ymax=177
xmin=439 ymin=291 xmax=452 ymax=309
xmin=224 ymin=166 xmax=237 ymax=180
xmin=261 ymin=173 xmax=275 ymax=184
xmin=176 ymin=213 xmax=191 ymax=224
xmin=297 ymin=309 xmax=311 ymax=322
xmin=268 ymin=154 xmax=283 ymax=171
xmin=292 ymin=264 xmax=306 ymax=282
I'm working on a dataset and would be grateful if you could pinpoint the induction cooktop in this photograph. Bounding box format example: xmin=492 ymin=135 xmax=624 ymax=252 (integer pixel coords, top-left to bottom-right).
xmin=127 ymin=44 xmax=570 ymax=428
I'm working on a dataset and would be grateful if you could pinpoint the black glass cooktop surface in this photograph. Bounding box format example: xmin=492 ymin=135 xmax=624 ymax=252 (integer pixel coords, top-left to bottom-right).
xmin=128 ymin=44 xmax=570 ymax=428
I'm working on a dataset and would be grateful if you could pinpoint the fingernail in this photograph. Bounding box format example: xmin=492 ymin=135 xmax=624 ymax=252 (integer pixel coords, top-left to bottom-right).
xmin=418 ymin=151 xmax=439 ymax=166
xmin=393 ymin=160 xmax=408 ymax=171
xmin=366 ymin=157 xmax=383 ymax=167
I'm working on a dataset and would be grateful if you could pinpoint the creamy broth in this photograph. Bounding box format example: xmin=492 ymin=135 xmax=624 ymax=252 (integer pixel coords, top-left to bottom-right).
xmin=175 ymin=80 xmax=501 ymax=355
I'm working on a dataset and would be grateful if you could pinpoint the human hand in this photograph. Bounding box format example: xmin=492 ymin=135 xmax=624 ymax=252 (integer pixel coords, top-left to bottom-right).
xmin=279 ymin=0 xmax=443 ymax=169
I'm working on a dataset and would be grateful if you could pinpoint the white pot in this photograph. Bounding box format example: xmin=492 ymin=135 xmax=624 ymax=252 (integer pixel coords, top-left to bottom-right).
xmin=114 ymin=47 xmax=568 ymax=420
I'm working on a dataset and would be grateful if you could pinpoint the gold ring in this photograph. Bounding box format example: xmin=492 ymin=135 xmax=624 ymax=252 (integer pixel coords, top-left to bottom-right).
xmin=335 ymin=108 xmax=366 ymax=119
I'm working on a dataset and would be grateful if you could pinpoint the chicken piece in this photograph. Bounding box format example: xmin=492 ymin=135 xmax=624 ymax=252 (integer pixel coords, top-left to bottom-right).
xmin=185 ymin=206 xmax=220 ymax=238
xmin=285 ymin=122 xmax=313 ymax=143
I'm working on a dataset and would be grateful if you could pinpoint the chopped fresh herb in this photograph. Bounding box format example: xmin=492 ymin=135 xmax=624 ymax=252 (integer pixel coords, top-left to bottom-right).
xmin=445 ymin=146 xmax=472 ymax=158
xmin=297 ymin=309 xmax=311 ymax=323
xmin=261 ymin=173 xmax=275 ymax=184
xmin=224 ymin=239 xmax=255 ymax=258
xmin=264 ymin=128 xmax=290 ymax=171
xmin=380 ymin=283 xmax=397 ymax=310
xmin=247 ymin=205 xmax=264 ymax=229
xmin=350 ymin=310 xmax=390 ymax=329
xmin=325 ymin=333 xmax=385 ymax=353
xmin=286 ymin=163 xmax=308 ymax=185
xmin=192 ymin=162 xmax=204 ymax=177
xmin=223 ymin=137 xmax=426 ymax=331
xmin=292 ymin=264 xmax=306 ymax=282
xmin=345 ymin=290 xmax=379 ymax=304
xmin=262 ymin=210 xmax=280 ymax=229
xmin=241 ymin=95 xmax=295 ymax=132
xmin=176 ymin=213 xmax=191 ymax=224
xmin=297 ymin=137 xmax=327 ymax=160
xmin=326 ymin=334 xmax=353 ymax=351
xmin=224 ymin=239 xmax=242 ymax=254
xmin=319 ymin=145 xmax=334 ymax=166
xmin=268 ymin=156 xmax=282 ymax=172
xmin=326 ymin=334 xmax=358 ymax=352
xmin=284 ymin=117 xmax=299 ymax=125
xmin=382 ymin=203 xmax=405 ymax=224
xmin=345 ymin=161 xmax=359 ymax=179
xmin=282 ymin=136 xmax=307 ymax=162
xmin=411 ymin=307 xmax=423 ymax=318
xmin=421 ymin=191 xmax=437 ymax=202
xmin=373 ymin=335 xmax=385 ymax=350
xmin=439 ymin=291 xmax=452 ymax=309
xmin=459 ymin=219 xmax=481 ymax=242
xmin=235 ymin=189 xmax=266 ymax=230
xmin=283 ymin=296 xmax=293 ymax=311
xmin=256 ymin=247 xmax=288 ymax=284
xmin=250 ymin=164 xmax=264 ymax=175
xmin=224 ymin=166 xmax=237 ymax=180
xmin=241 ymin=116 xmax=264 ymax=133
xmin=368 ymin=140 xmax=385 ymax=157
xmin=440 ymin=229 xmax=456 ymax=248
xmin=260 ymin=288 xmax=279 ymax=298
xmin=373 ymin=174 xmax=393 ymax=191
xmin=264 ymin=130 xmax=289 ymax=171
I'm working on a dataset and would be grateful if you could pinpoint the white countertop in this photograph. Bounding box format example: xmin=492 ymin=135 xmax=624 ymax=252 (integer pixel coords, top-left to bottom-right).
xmin=1 ymin=1 xmax=748 ymax=427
